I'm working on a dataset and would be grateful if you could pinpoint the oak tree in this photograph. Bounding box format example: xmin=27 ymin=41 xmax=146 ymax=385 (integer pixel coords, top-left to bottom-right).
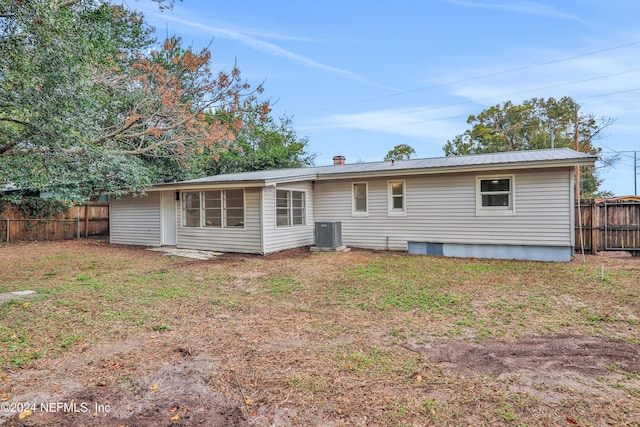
xmin=443 ymin=97 xmax=615 ymax=197
xmin=0 ymin=0 xmax=268 ymax=201
xmin=384 ymin=144 xmax=416 ymax=161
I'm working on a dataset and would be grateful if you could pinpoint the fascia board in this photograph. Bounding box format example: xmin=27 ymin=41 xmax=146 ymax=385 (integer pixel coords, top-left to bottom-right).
xmin=313 ymin=158 xmax=596 ymax=181
xmin=148 ymin=180 xmax=266 ymax=192
xmin=264 ymin=174 xmax=319 ymax=185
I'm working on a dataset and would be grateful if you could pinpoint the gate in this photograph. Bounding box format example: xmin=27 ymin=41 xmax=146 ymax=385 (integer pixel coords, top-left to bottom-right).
xmin=576 ymin=197 xmax=640 ymax=255
xmin=604 ymin=201 xmax=640 ymax=252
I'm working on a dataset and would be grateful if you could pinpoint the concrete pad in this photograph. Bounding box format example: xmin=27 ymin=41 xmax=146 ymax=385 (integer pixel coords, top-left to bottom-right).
xmin=310 ymin=245 xmax=350 ymax=253
xmin=0 ymin=290 xmax=36 ymax=305
xmin=147 ymin=247 xmax=222 ymax=260
xmin=10 ymin=290 xmax=37 ymax=297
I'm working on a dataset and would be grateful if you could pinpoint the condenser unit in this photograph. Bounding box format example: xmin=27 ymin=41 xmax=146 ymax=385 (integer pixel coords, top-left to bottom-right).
xmin=315 ymin=221 xmax=342 ymax=249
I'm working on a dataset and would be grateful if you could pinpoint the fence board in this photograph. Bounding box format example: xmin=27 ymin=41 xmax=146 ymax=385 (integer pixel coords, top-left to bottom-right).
xmin=1 ymin=202 xmax=109 ymax=242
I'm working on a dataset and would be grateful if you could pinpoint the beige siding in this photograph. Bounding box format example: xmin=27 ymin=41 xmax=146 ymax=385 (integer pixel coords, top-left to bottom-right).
xmin=110 ymin=193 xmax=161 ymax=246
xmin=175 ymin=188 xmax=262 ymax=253
xmin=314 ymin=168 xmax=573 ymax=251
xmin=262 ymin=182 xmax=315 ymax=254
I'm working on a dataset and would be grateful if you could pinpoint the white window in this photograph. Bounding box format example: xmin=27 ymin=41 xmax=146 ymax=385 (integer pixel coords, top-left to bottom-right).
xmin=276 ymin=189 xmax=306 ymax=227
xmin=476 ymin=176 xmax=515 ymax=216
xmin=183 ymin=192 xmax=201 ymax=227
xmin=203 ymin=191 xmax=222 ymax=227
xmin=352 ymin=182 xmax=368 ymax=216
xmin=224 ymin=189 xmax=245 ymax=227
xmin=182 ymin=190 xmax=245 ymax=227
xmin=387 ymin=180 xmax=406 ymax=216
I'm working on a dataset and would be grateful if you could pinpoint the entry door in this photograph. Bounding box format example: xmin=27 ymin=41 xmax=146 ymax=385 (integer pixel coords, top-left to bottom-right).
xmin=161 ymin=192 xmax=177 ymax=246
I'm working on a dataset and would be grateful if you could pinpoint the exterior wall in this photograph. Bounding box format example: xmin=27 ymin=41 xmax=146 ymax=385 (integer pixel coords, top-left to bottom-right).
xmin=262 ymin=182 xmax=315 ymax=254
xmin=176 ymin=187 xmax=262 ymax=254
xmin=313 ymin=168 xmax=574 ymax=256
xmin=110 ymin=193 xmax=161 ymax=246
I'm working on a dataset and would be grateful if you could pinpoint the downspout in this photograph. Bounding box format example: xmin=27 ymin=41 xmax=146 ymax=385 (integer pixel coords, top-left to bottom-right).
xmin=259 ymin=186 xmax=267 ymax=255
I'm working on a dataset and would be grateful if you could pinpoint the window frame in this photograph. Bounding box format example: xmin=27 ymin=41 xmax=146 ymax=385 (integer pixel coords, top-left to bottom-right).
xmin=275 ymin=189 xmax=307 ymax=228
xmin=475 ymin=175 xmax=516 ymax=216
xmin=203 ymin=190 xmax=222 ymax=227
xmin=223 ymin=189 xmax=245 ymax=228
xmin=352 ymin=182 xmax=368 ymax=217
xmin=182 ymin=191 xmax=201 ymax=227
xmin=387 ymin=180 xmax=406 ymax=216
xmin=181 ymin=189 xmax=245 ymax=228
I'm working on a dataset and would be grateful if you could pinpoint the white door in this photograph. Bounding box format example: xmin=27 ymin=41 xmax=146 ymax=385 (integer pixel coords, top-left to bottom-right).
xmin=161 ymin=192 xmax=177 ymax=246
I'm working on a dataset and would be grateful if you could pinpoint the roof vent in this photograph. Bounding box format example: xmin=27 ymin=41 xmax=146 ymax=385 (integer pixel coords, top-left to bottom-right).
xmin=333 ymin=155 xmax=345 ymax=165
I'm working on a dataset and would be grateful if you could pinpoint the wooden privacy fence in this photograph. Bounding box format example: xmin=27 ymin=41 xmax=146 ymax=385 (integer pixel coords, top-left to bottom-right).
xmin=575 ymin=197 xmax=640 ymax=255
xmin=0 ymin=202 xmax=109 ymax=242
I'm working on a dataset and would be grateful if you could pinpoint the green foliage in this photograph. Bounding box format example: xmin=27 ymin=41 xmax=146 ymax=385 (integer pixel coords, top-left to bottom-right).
xmin=0 ymin=0 xmax=155 ymax=201
xmin=442 ymin=97 xmax=616 ymax=197
xmin=384 ymin=144 xmax=416 ymax=161
xmin=0 ymin=0 xmax=268 ymax=202
xmin=14 ymin=197 xmax=72 ymax=219
xmin=202 ymin=113 xmax=316 ymax=175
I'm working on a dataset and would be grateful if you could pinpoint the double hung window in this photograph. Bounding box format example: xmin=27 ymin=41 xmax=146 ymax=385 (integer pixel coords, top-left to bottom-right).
xmin=276 ymin=190 xmax=306 ymax=227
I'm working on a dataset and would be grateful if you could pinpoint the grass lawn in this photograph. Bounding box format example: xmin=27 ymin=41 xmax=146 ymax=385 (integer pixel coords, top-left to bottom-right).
xmin=0 ymin=239 xmax=639 ymax=426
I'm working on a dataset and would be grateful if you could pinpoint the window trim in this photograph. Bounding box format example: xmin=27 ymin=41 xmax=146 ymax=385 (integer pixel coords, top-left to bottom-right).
xmin=182 ymin=191 xmax=201 ymax=228
xmin=222 ymin=189 xmax=246 ymax=228
xmin=181 ymin=189 xmax=245 ymax=228
xmin=275 ymin=189 xmax=307 ymax=228
xmin=352 ymin=182 xmax=368 ymax=217
xmin=475 ymin=175 xmax=516 ymax=216
xmin=387 ymin=179 xmax=406 ymax=216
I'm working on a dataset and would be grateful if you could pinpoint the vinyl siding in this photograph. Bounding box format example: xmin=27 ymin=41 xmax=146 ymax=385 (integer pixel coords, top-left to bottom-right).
xmin=262 ymin=182 xmax=315 ymax=254
xmin=313 ymin=168 xmax=573 ymax=251
xmin=176 ymin=187 xmax=262 ymax=253
xmin=110 ymin=193 xmax=161 ymax=246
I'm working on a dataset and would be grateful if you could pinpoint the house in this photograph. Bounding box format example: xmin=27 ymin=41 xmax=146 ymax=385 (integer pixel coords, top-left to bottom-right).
xmin=109 ymin=148 xmax=596 ymax=262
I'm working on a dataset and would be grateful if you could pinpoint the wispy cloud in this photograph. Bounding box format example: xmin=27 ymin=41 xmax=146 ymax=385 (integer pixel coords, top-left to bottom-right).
xmin=312 ymin=106 xmax=470 ymax=142
xmin=446 ymin=0 xmax=586 ymax=23
xmin=143 ymin=11 xmax=389 ymax=88
xmin=448 ymin=59 xmax=640 ymax=110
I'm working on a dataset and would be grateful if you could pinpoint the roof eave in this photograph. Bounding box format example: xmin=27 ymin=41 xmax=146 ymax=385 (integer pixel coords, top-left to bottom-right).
xmin=148 ymin=179 xmax=267 ymax=191
xmin=314 ymin=157 xmax=596 ymax=181
xmin=264 ymin=173 xmax=319 ymax=185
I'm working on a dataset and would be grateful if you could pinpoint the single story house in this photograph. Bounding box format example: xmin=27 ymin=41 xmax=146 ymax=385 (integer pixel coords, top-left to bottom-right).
xmin=110 ymin=148 xmax=596 ymax=262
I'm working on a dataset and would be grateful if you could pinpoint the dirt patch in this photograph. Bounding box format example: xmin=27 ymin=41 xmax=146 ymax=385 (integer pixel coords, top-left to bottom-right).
xmin=403 ymin=335 xmax=640 ymax=405
xmin=1 ymin=335 xmax=247 ymax=427
xmin=5 ymin=334 xmax=638 ymax=426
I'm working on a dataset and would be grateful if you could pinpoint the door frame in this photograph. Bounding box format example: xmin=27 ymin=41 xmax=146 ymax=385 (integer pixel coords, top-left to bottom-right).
xmin=161 ymin=191 xmax=177 ymax=246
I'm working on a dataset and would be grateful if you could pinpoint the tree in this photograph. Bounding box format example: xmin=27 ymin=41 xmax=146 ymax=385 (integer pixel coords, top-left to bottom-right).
xmin=203 ymin=112 xmax=316 ymax=175
xmin=384 ymin=144 xmax=416 ymax=161
xmin=443 ymin=97 xmax=616 ymax=197
xmin=0 ymin=0 xmax=268 ymax=202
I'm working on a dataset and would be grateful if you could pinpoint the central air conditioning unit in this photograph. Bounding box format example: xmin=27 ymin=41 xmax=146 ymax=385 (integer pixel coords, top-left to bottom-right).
xmin=315 ymin=221 xmax=342 ymax=249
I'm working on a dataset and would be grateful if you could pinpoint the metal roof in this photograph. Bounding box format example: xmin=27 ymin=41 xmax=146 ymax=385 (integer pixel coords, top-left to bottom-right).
xmin=162 ymin=148 xmax=596 ymax=187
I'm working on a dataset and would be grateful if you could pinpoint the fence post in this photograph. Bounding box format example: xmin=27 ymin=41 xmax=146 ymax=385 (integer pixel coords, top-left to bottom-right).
xmin=85 ymin=204 xmax=90 ymax=238
xmin=76 ymin=217 xmax=80 ymax=240
xmin=5 ymin=219 xmax=8 ymax=243
xmin=591 ymin=201 xmax=598 ymax=253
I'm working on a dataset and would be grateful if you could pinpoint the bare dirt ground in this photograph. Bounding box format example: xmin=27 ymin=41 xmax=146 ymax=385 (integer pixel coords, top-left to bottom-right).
xmin=5 ymin=334 xmax=640 ymax=426
xmin=1 ymin=240 xmax=639 ymax=426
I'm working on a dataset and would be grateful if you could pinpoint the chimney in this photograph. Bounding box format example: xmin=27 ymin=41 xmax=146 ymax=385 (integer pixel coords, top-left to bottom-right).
xmin=332 ymin=155 xmax=346 ymax=165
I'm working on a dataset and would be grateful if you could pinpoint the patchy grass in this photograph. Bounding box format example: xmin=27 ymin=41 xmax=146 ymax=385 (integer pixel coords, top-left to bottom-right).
xmin=1 ymin=239 xmax=639 ymax=426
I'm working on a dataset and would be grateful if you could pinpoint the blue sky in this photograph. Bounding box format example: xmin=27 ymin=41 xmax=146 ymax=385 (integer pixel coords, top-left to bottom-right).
xmin=134 ymin=0 xmax=640 ymax=196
